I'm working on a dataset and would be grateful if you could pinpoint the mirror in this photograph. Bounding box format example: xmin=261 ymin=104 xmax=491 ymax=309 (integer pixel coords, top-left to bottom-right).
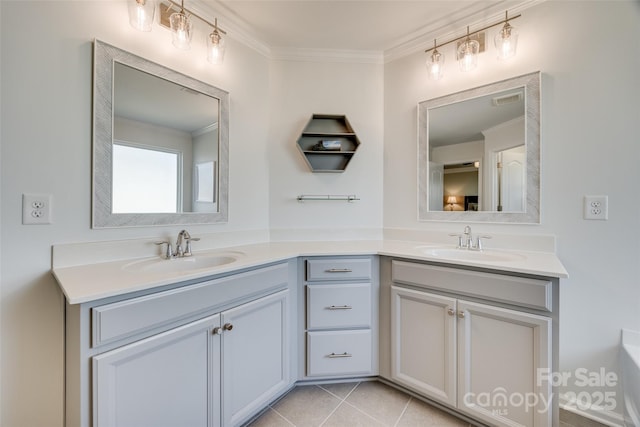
xmin=92 ymin=40 xmax=229 ymax=228
xmin=418 ymin=72 xmax=540 ymax=223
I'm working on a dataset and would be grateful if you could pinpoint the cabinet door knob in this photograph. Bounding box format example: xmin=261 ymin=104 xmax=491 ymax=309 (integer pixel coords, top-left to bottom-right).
xmin=447 ymin=308 xmax=455 ymax=316
xmin=458 ymin=311 xmax=466 ymax=319
xmin=223 ymin=323 xmax=234 ymax=331
xmin=212 ymin=327 xmax=222 ymax=335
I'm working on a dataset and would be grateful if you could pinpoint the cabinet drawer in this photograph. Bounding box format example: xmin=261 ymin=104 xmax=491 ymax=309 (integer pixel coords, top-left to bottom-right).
xmin=306 ymin=258 xmax=371 ymax=281
xmin=391 ymin=260 xmax=552 ymax=311
xmin=91 ymin=263 xmax=289 ymax=347
xmin=307 ymin=283 xmax=371 ymax=329
xmin=307 ymin=330 xmax=372 ymax=377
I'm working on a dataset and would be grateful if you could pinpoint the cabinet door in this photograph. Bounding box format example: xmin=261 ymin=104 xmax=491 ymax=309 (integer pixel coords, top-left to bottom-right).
xmin=390 ymin=286 xmax=457 ymax=407
xmin=457 ymin=300 xmax=552 ymax=427
xmin=93 ymin=314 xmax=221 ymax=427
xmin=221 ymin=290 xmax=290 ymax=427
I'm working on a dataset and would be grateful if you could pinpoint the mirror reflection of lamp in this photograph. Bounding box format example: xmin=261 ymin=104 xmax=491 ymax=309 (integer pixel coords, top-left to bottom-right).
xmin=447 ymin=196 xmax=458 ymax=211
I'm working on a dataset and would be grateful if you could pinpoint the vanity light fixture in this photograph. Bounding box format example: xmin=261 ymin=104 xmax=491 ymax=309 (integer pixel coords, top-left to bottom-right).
xmin=127 ymin=0 xmax=227 ymax=64
xmin=458 ymin=27 xmax=480 ymax=72
xmin=425 ymin=39 xmax=445 ymax=80
xmin=169 ymin=0 xmax=193 ymax=50
xmin=424 ymin=10 xmax=520 ymax=78
xmin=128 ymin=0 xmax=155 ymax=32
xmin=495 ymin=11 xmax=518 ymax=60
xmin=207 ymin=18 xmax=226 ymax=65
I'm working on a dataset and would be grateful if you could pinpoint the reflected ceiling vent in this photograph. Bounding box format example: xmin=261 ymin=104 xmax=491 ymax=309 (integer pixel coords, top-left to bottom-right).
xmin=179 ymin=86 xmax=201 ymax=96
xmin=492 ymin=92 xmax=522 ymax=106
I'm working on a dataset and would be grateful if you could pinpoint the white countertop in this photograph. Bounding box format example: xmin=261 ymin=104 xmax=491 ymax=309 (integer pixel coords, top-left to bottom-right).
xmin=52 ymin=239 xmax=568 ymax=305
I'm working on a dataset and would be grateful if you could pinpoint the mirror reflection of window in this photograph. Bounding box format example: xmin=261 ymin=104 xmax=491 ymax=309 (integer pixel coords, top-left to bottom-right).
xmin=112 ymin=143 xmax=180 ymax=213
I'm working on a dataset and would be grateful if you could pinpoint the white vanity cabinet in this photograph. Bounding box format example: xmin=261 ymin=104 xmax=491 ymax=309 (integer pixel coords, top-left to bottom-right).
xmin=301 ymin=256 xmax=379 ymax=379
xmin=383 ymin=259 xmax=558 ymax=427
xmin=66 ymin=261 xmax=296 ymax=427
xmin=220 ymin=290 xmax=290 ymax=426
xmin=93 ymin=313 xmax=219 ymax=427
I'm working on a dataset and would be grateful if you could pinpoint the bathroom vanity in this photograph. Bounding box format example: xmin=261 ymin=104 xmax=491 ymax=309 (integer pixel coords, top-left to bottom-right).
xmin=300 ymin=256 xmax=379 ymax=380
xmin=63 ymin=260 xmax=298 ymax=427
xmin=53 ymin=238 xmax=566 ymax=427
xmin=379 ymin=258 xmax=557 ymax=427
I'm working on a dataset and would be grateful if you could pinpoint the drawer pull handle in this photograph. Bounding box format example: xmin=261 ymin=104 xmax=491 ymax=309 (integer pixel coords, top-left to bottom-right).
xmin=327 ymin=352 xmax=353 ymax=358
xmin=325 ymin=268 xmax=353 ymax=273
xmin=327 ymin=305 xmax=353 ymax=310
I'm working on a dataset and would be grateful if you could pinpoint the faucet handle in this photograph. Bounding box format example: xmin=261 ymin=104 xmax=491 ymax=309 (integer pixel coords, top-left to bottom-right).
xmin=154 ymin=241 xmax=174 ymax=259
xmin=183 ymin=237 xmax=200 ymax=257
xmin=476 ymin=235 xmax=492 ymax=251
xmin=448 ymin=233 xmax=463 ymax=248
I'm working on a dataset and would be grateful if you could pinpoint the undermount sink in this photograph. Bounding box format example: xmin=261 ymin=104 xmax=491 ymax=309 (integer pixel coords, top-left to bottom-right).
xmin=122 ymin=251 xmax=244 ymax=273
xmin=418 ymin=247 xmax=526 ymax=263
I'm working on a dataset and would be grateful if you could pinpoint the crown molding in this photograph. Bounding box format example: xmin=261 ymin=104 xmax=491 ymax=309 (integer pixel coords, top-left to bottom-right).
xmin=270 ymin=47 xmax=383 ymax=64
xmin=188 ymin=0 xmax=272 ymax=57
xmin=187 ymin=0 xmax=544 ymax=64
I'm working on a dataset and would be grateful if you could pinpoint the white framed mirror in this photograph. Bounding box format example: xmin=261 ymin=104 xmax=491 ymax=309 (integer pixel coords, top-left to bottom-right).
xmin=418 ymin=72 xmax=540 ymax=223
xmin=92 ymin=40 xmax=229 ymax=228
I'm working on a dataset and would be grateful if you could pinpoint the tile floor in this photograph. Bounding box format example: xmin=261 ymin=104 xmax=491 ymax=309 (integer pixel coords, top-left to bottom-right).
xmin=246 ymin=380 xmax=608 ymax=427
xmin=246 ymin=381 xmax=473 ymax=427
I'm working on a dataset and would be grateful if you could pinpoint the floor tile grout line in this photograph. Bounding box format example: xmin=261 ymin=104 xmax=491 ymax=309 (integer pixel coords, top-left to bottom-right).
xmin=318 ymin=381 xmax=359 ymax=403
xmin=336 ymin=399 xmax=393 ymax=426
xmin=318 ymin=384 xmax=354 ymax=427
xmin=393 ymin=396 xmax=413 ymax=427
xmin=266 ymin=406 xmax=297 ymax=427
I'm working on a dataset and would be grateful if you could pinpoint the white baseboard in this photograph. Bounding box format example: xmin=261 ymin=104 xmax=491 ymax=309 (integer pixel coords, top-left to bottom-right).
xmin=560 ymin=394 xmax=626 ymax=427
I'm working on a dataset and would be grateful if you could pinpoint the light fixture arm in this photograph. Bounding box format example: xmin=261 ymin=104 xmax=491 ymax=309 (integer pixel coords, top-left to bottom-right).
xmin=166 ymin=0 xmax=227 ymax=34
xmin=425 ymin=12 xmax=520 ymax=53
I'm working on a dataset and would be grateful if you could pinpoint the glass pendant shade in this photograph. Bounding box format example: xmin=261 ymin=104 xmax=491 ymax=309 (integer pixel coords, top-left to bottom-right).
xmin=169 ymin=11 xmax=193 ymax=50
xmin=457 ymin=38 xmax=479 ymax=72
xmin=128 ymin=0 xmax=155 ymax=32
xmin=207 ymin=32 xmax=226 ymax=65
xmin=495 ymin=22 xmax=518 ymax=60
xmin=426 ymin=48 xmax=444 ymax=80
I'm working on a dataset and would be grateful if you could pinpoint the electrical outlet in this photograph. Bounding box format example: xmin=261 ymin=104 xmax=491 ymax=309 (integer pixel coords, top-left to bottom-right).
xmin=584 ymin=195 xmax=608 ymax=220
xmin=22 ymin=194 xmax=53 ymax=225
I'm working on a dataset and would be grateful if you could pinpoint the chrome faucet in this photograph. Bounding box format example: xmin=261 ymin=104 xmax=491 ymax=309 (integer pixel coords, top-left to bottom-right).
xmin=155 ymin=230 xmax=200 ymax=259
xmin=176 ymin=229 xmax=200 ymax=257
xmin=450 ymin=225 xmax=491 ymax=251
xmin=175 ymin=230 xmax=190 ymax=257
xmin=463 ymin=225 xmax=473 ymax=249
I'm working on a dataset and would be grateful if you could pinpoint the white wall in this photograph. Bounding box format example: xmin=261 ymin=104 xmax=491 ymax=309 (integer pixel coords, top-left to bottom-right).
xmin=383 ymin=1 xmax=640 ymax=423
xmin=0 ymin=1 xmax=270 ymax=426
xmin=268 ymin=59 xmax=384 ymax=237
xmin=2 ymin=1 xmax=639 ymax=426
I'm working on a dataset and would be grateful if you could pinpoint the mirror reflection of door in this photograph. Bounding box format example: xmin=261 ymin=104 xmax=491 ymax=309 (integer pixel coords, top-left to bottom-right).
xmin=496 ymin=146 xmax=525 ymax=212
xmin=112 ymin=62 xmax=220 ymax=214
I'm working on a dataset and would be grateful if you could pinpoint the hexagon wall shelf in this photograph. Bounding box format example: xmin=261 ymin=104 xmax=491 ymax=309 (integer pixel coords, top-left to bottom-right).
xmin=296 ymin=114 xmax=361 ymax=173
